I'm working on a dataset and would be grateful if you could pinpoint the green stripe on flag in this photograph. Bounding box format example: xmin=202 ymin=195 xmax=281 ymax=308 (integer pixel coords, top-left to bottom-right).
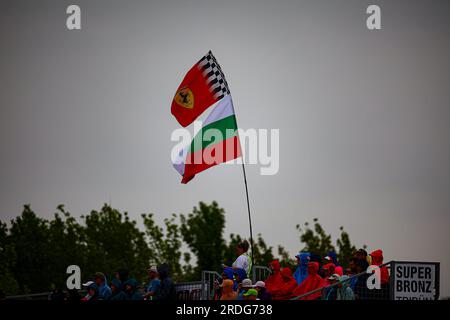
xmin=189 ymin=115 xmax=238 ymax=153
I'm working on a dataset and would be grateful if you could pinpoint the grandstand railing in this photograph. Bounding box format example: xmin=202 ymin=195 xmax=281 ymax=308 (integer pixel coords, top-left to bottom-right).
xmin=199 ymin=265 xmax=271 ymax=300
xmin=201 ymin=270 xmax=221 ymax=300
xmin=252 ymin=265 xmax=271 ymax=283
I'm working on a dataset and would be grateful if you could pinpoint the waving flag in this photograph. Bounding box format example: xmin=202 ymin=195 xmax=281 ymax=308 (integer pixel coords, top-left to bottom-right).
xmin=173 ymin=95 xmax=241 ymax=183
xmin=171 ymin=51 xmax=230 ymax=127
xmin=170 ymin=51 xmax=254 ymax=267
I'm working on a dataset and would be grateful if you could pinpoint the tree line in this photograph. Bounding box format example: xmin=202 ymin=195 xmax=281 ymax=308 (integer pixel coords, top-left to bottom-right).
xmin=0 ymin=201 xmax=360 ymax=295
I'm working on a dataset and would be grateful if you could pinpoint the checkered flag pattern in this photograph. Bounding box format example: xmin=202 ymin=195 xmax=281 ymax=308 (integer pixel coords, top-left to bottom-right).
xmin=198 ymin=51 xmax=230 ymax=99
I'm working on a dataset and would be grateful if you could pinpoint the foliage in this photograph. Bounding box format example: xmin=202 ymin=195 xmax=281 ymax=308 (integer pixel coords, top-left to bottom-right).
xmin=82 ymin=204 xmax=151 ymax=283
xmin=277 ymin=245 xmax=296 ymax=271
xmin=336 ymin=226 xmax=357 ymax=268
xmin=180 ymin=201 xmax=226 ymax=280
xmin=142 ymin=213 xmax=183 ymax=281
xmin=296 ymin=218 xmax=335 ymax=258
xmin=9 ymin=205 xmax=52 ymax=293
xmin=297 ymin=218 xmax=360 ymax=267
xmin=0 ymin=221 xmax=19 ymax=295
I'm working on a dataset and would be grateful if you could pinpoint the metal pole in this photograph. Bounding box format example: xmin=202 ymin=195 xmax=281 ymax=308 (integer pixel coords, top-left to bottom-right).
xmin=241 ymin=158 xmax=255 ymax=273
xmin=230 ymin=95 xmax=255 ymax=274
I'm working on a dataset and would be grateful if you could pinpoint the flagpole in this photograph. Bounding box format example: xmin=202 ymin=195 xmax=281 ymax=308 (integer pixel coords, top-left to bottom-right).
xmin=241 ymin=161 xmax=255 ymax=276
xmin=230 ymin=95 xmax=255 ymax=274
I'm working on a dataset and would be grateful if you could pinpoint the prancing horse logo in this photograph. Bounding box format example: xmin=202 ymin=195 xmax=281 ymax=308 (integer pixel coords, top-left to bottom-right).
xmin=175 ymin=87 xmax=194 ymax=109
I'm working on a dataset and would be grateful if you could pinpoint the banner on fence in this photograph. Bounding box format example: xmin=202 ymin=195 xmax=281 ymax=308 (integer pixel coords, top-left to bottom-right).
xmin=391 ymin=261 xmax=440 ymax=300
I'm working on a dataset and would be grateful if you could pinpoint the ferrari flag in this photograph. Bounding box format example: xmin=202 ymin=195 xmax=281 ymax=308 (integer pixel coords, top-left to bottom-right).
xmin=171 ymin=51 xmax=242 ymax=183
xmin=171 ymin=51 xmax=230 ymax=127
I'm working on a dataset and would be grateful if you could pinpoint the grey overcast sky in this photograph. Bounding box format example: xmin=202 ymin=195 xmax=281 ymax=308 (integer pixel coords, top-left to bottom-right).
xmin=1 ymin=0 xmax=449 ymax=296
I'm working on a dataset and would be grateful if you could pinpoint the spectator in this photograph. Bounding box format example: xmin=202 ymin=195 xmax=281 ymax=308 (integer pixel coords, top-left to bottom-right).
xmin=254 ymin=281 xmax=272 ymax=300
xmin=270 ymin=268 xmax=297 ymax=300
xmin=293 ymin=262 xmax=326 ymax=300
xmin=353 ymin=259 xmax=370 ymax=300
xmin=336 ymin=275 xmax=355 ymax=300
xmin=233 ymin=268 xmax=247 ymax=292
xmin=144 ymin=265 xmax=161 ymax=300
xmin=347 ymin=257 xmax=359 ymax=290
xmin=370 ymin=249 xmax=389 ymax=285
xmin=243 ymin=289 xmax=259 ymax=301
xmin=114 ymin=269 xmax=129 ymax=284
xmin=231 ymin=240 xmax=252 ymax=277
xmin=94 ymin=272 xmax=112 ymax=300
xmin=214 ymin=267 xmax=236 ymax=300
xmin=124 ymin=278 xmax=143 ymax=300
xmin=265 ymin=260 xmax=282 ymax=293
xmin=220 ymin=279 xmax=237 ymax=301
xmin=324 ymin=274 xmax=340 ymax=300
xmin=348 ymin=257 xmax=358 ymax=275
xmin=325 ymin=251 xmax=339 ymax=266
xmin=237 ymin=278 xmax=253 ymax=300
xmin=222 ymin=267 xmax=235 ymax=281
xmin=370 ymin=249 xmax=389 ymax=299
xmin=81 ymin=281 xmax=99 ymax=301
xmin=109 ymin=278 xmax=127 ymax=300
xmin=335 ymin=266 xmax=344 ymax=276
xmin=293 ymin=252 xmax=310 ymax=285
xmin=322 ymin=262 xmax=336 ymax=284
xmin=154 ymin=263 xmax=176 ymax=300
xmin=355 ymin=248 xmax=371 ymax=265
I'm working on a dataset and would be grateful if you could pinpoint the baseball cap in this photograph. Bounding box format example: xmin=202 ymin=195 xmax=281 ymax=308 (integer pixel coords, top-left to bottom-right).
xmin=82 ymin=281 xmax=97 ymax=290
xmin=241 ymin=278 xmax=253 ymax=288
xmin=328 ymin=274 xmax=340 ymax=281
xmin=254 ymin=281 xmax=265 ymax=288
xmin=82 ymin=280 xmax=94 ymax=287
xmin=243 ymin=289 xmax=258 ymax=297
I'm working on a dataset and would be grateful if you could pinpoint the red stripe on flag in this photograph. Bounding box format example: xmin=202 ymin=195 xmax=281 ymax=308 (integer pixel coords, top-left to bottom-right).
xmin=181 ymin=136 xmax=241 ymax=184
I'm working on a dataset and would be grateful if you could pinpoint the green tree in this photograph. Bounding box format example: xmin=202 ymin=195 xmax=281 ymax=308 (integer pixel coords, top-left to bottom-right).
xmin=180 ymin=201 xmax=226 ymax=279
xmin=296 ymin=218 xmax=335 ymax=258
xmin=46 ymin=205 xmax=87 ymax=289
xmin=277 ymin=245 xmax=296 ymax=271
xmin=142 ymin=213 xmax=183 ymax=281
xmin=82 ymin=204 xmax=151 ymax=283
xmin=222 ymin=233 xmax=242 ymax=266
xmin=9 ymin=205 xmax=51 ymax=293
xmin=253 ymin=234 xmax=275 ymax=267
xmin=336 ymin=226 xmax=357 ymax=269
xmin=296 ymin=219 xmax=362 ymax=267
xmin=0 ymin=221 xmax=19 ymax=295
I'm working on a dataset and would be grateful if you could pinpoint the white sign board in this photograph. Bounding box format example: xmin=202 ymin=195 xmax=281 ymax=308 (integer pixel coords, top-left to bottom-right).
xmin=392 ymin=261 xmax=440 ymax=300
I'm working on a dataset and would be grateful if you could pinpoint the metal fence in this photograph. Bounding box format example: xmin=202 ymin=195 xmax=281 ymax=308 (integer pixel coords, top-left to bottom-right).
xmin=252 ymin=266 xmax=271 ymax=283
xmin=201 ymin=270 xmax=222 ymax=300
xmin=199 ymin=266 xmax=271 ymax=300
xmin=174 ymin=281 xmax=202 ymax=300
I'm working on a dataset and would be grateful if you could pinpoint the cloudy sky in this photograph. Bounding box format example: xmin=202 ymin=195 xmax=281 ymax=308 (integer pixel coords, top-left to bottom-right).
xmin=1 ymin=0 xmax=449 ymax=296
